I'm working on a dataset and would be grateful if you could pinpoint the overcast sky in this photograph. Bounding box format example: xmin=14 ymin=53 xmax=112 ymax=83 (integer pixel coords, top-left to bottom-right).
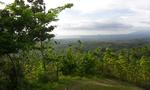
xmin=1 ymin=0 xmax=150 ymax=36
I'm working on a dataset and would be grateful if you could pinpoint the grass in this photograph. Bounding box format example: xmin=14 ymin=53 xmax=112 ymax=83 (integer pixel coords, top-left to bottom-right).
xmin=50 ymin=76 xmax=143 ymax=90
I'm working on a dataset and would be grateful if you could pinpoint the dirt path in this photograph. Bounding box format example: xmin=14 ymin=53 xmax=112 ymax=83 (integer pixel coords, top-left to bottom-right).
xmin=56 ymin=78 xmax=143 ymax=90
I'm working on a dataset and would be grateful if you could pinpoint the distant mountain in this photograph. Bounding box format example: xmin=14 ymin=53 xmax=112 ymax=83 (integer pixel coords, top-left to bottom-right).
xmin=54 ymin=31 xmax=150 ymax=51
xmin=130 ymin=30 xmax=150 ymax=37
xmin=54 ymin=31 xmax=150 ymax=41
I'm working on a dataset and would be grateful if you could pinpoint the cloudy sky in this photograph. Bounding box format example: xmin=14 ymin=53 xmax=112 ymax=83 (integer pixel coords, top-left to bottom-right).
xmin=1 ymin=0 xmax=150 ymax=36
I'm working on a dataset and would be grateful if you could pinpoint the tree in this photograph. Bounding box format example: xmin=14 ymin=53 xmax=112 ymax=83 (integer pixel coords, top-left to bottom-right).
xmin=140 ymin=56 xmax=150 ymax=81
xmin=103 ymin=48 xmax=117 ymax=76
xmin=0 ymin=0 xmax=73 ymax=89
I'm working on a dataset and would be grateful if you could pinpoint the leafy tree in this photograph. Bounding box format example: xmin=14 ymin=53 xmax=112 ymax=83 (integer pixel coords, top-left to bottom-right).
xmin=79 ymin=51 xmax=97 ymax=76
xmin=140 ymin=56 xmax=150 ymax=81
xmin=60 ymin=48 xmax=78 ymax=75
xmin=103 ymin=48 xmax=117 ymax=76
xmin=0 ymin=0 xmax=73 ymax=89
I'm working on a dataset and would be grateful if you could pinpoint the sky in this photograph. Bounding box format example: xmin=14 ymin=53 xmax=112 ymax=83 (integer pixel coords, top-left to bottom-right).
xmin=1 ymin=0 xmax=150 ymax=36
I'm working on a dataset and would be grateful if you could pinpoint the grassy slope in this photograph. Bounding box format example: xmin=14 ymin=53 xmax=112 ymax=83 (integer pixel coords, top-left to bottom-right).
xmin=45 ymin=76 xmax=143 ymax=90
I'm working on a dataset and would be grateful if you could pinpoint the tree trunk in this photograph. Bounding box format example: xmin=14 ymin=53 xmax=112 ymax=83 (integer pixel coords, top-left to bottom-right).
xmin=56 ymin=62 xmax=59 ymax=81
xmin=40 ymin=40 xmax=46 ymax=71
xmin=7 ymin=54 xmax=19 ymax=90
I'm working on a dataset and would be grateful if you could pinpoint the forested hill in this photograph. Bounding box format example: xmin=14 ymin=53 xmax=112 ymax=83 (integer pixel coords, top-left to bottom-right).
xmin=54 ymin=38 xmax=150 ymax=51
xmin=54 ymin=30 xmax=150 ymax=50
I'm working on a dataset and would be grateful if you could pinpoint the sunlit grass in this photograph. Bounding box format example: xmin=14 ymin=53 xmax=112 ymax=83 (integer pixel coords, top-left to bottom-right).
xmin=43 ymin=76 xmax=143 ymax=90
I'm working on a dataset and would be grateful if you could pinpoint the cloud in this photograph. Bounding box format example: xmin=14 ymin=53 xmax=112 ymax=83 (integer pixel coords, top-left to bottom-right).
xmin=1 ymin=0 xmax=150 ymax=35
xmin=61 ymin=21 xmax=133 ymax=31
xmin=52 ymin=0 xmax=150 ymax=35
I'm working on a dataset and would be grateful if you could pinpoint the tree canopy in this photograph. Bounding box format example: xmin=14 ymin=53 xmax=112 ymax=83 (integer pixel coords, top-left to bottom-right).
xmin=0 ymin=0 xmax=73 ymax=55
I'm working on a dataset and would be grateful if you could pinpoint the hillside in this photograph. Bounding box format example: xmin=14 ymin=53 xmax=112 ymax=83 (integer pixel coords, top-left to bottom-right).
xmin=54 ymin=31 xmax=150 ymax=51
xmin=54 ymin=38 xmax=150 ymax=52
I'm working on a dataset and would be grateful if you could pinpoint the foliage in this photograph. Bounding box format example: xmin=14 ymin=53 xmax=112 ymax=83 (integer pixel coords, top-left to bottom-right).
xmin=0 ymin=0 xmax=73 ymax=90
xmin=58 ymin=44 xmax=150 ymax=89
